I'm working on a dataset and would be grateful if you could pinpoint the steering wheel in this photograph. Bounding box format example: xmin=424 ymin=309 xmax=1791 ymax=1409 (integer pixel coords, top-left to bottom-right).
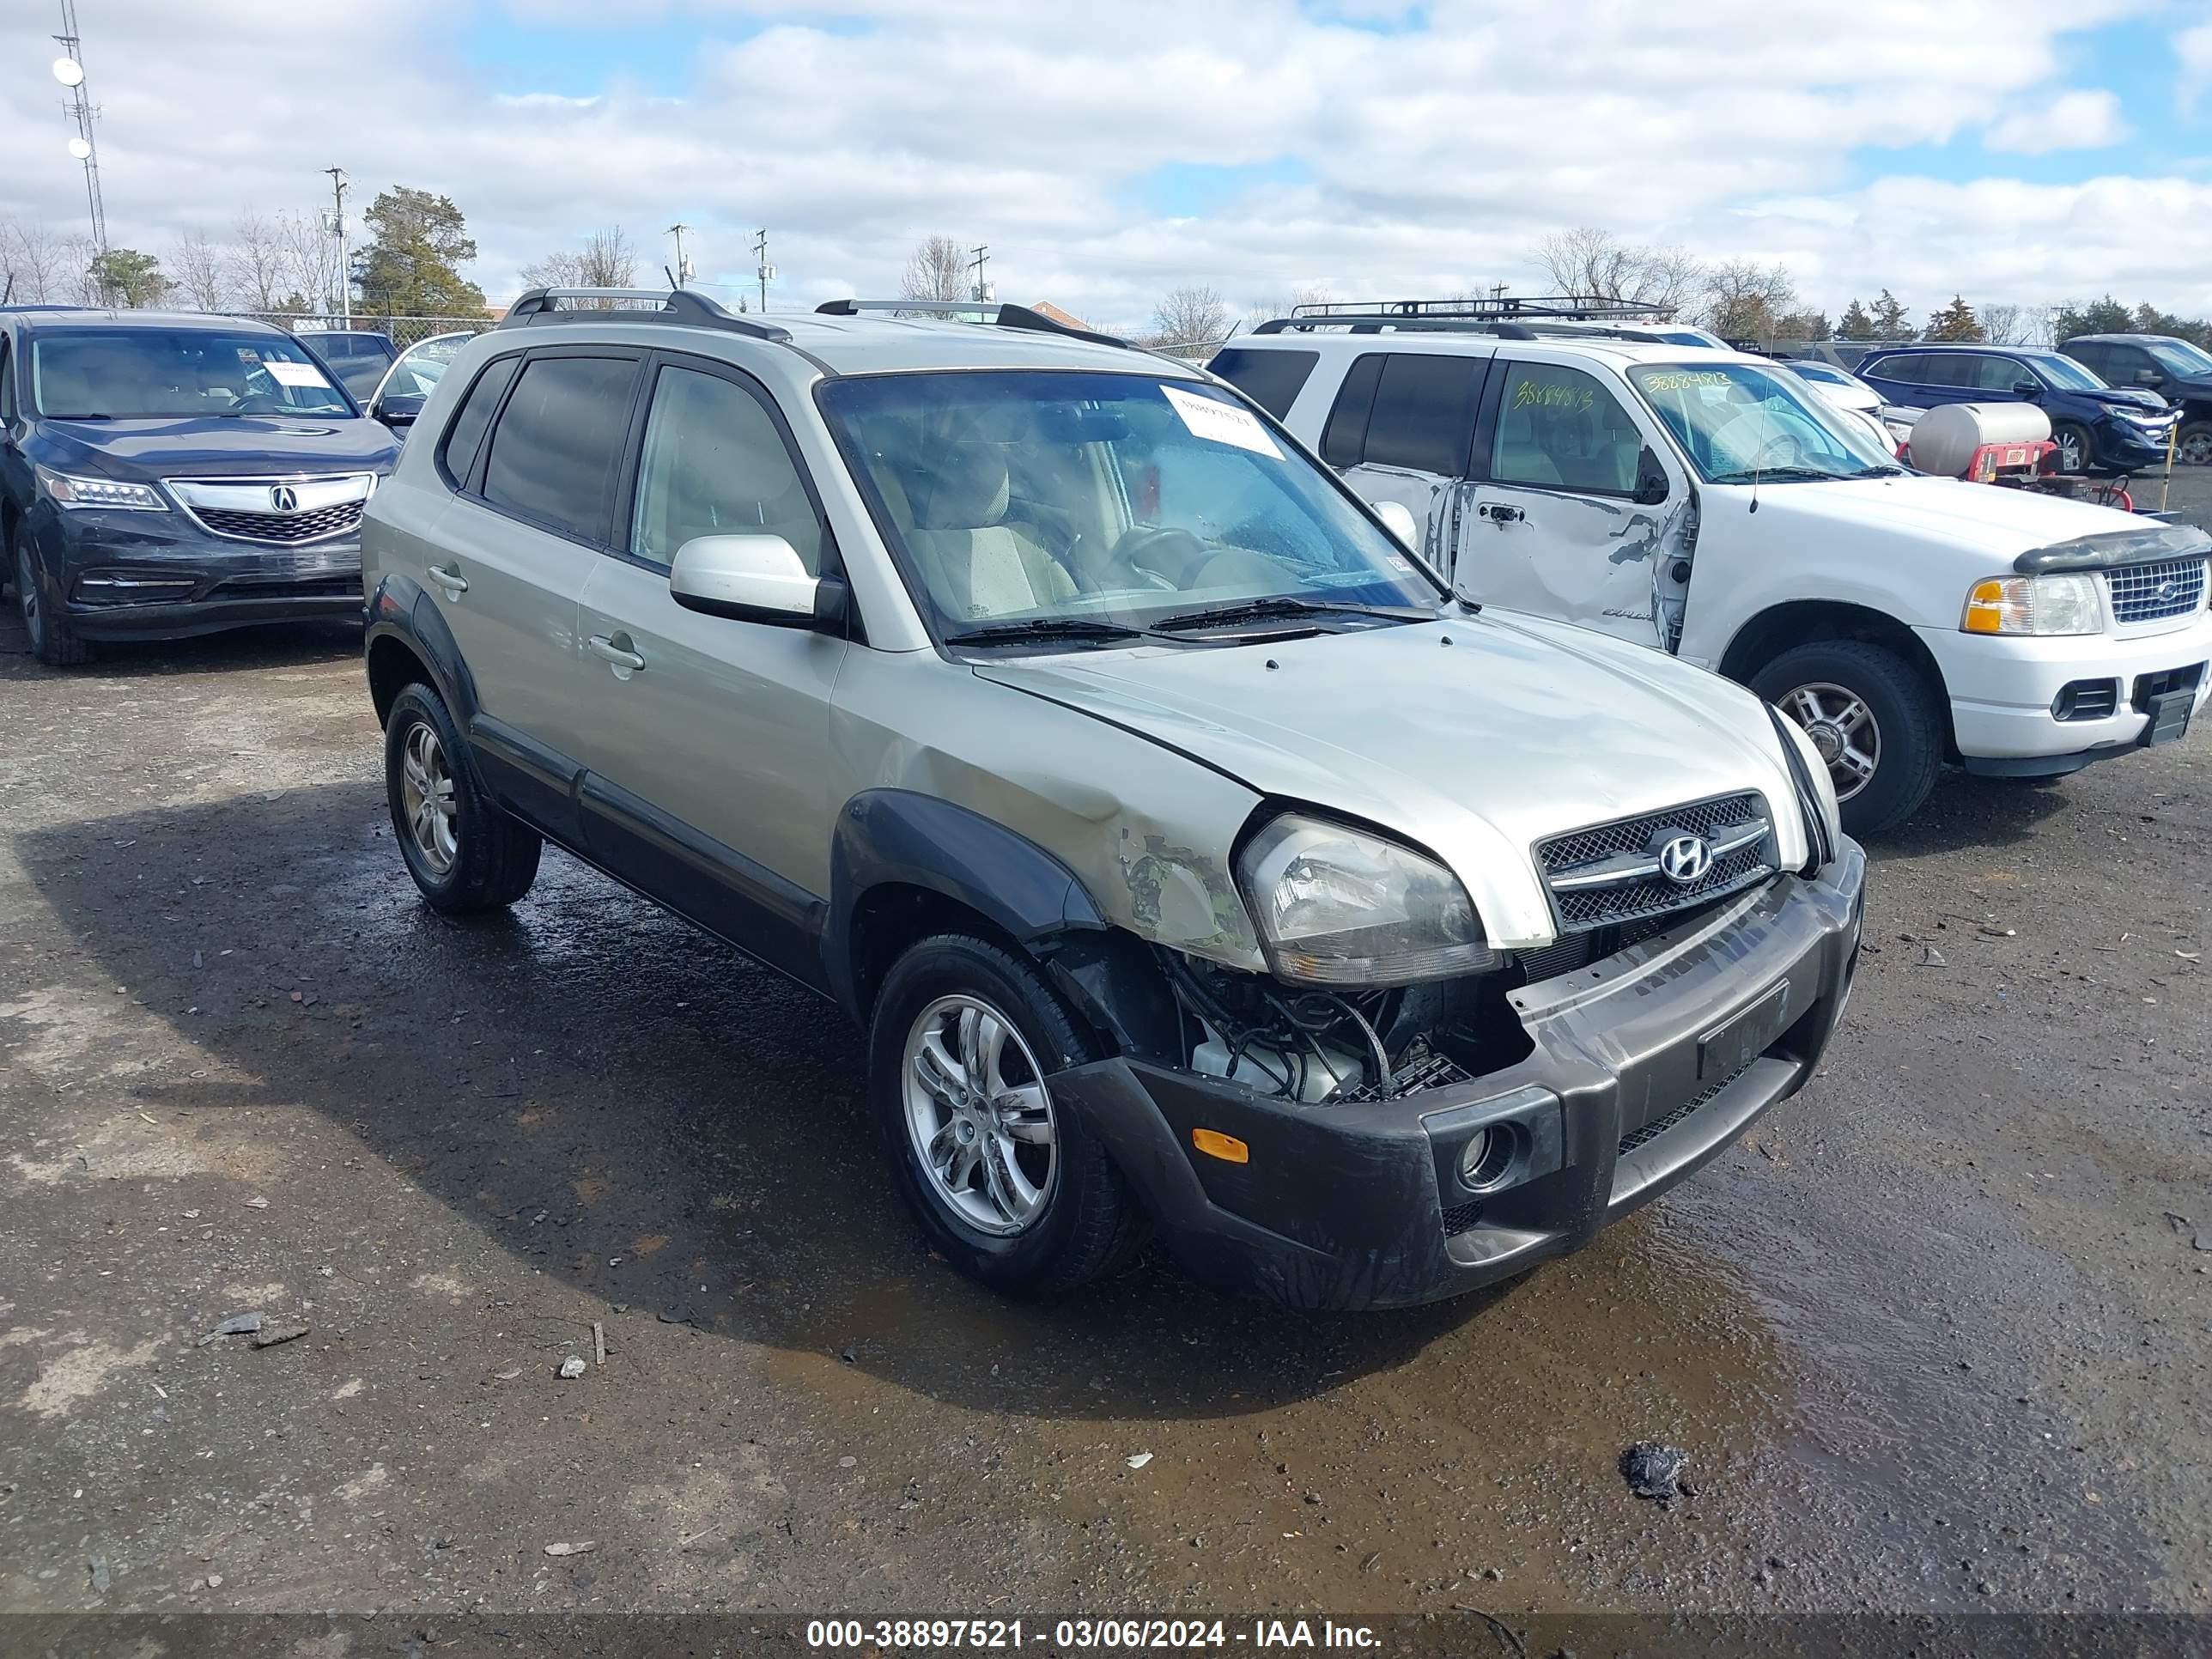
xmin=226 ymin=391 xmax=286 ymax=415
xmin=1106 ymin=526 xmax=1206 ymax=589
xmin=1742 ymin=430 xmax=1811 ymax=471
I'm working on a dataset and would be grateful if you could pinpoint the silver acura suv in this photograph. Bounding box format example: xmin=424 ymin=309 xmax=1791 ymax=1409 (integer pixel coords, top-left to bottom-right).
xmin=359 ymin=288 xmax=1865 ymax=1310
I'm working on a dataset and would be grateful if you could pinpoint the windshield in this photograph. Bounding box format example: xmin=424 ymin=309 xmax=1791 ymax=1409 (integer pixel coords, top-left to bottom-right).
xmin=2023 ymin=352 xmax=2105 ymax=392
xmin=817 ymin=370 xmax=1444 ymax=644
xmin=31 ymin=327 xmax=354 ymax=418
xmin=374 ymin=333 xmax=472 ymax=403
xmin=2144 ymin=338 xmax=2212 ymax=378
xmin=1629 ymin=361 xmax=1898 ymax=483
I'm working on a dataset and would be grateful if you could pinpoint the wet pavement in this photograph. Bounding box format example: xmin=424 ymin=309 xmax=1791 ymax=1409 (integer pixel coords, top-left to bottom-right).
xmin=2 ymin=487 xmax=2209 ymax=1620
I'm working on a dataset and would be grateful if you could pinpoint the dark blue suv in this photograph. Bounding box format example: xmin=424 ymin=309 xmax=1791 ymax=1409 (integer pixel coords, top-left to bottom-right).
xmin=0 ymin=309 xmax=399 ymax=665
xmin=1856 ymin=344 xmax=2178 ymax=477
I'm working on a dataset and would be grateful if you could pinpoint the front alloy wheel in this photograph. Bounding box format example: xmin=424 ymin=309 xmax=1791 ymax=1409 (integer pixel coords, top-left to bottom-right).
xmin=903 ymin=994 xmax=1058 ymax=1237
xmin=1780 ymin=681 xmax=1881 ymax=804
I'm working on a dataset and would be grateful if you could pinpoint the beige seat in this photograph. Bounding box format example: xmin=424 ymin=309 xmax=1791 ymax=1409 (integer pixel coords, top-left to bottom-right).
xmin=906 ymin=443 xmax=1078 ymax=620
xmin=1495 ymin=406 xmax=1565 ymax=486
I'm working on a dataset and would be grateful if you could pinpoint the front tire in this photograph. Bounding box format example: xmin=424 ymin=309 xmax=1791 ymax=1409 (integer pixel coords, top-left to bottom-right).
xmin=1754 ymin=640 xmax=1943 ymax=838
xmin=869 ymin=934 xmax=1147 ymax=1297
xmin=13 ymin=524 xmax=93 ymax=666
xmin=2051 ymin=420 xmax=2094 ymax=475
xmin=383 ymin=683 xmax=541 ymax=914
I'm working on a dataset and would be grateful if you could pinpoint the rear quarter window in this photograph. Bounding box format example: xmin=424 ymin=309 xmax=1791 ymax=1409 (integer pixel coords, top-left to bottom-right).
xmin=1207 ymin=347 xmax=1318 ymax=420
xmin=437 ymin=354 xmax=522 ymax=489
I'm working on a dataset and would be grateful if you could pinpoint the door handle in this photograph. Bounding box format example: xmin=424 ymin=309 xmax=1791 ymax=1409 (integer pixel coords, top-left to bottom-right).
xmin=1479 ymin=502 xmax=1526 ymax=524
xmin=587 ymin=634 xmax=646 ymax=672
xmin=427 ymin=563 xmax=468 ymax=593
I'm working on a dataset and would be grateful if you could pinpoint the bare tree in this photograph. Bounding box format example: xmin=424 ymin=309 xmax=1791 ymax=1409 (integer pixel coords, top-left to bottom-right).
xmin=1243 ymin=281 xmax=1333 ymax=328
xmin=168 ymin=228 xmax=231 ymax=311
xmin=900 ymin=234 xmax=969 ymax=303
xmin=518 ymin=250 xmax=583 ymax=291
xmin=275 ymin=209 xmax=343 ymax=314
xmin=1 ymin=218 xmax=68 ymax=303
xmin=1150 ymin=284 xmax=1230 ymax=349
xmin=1979 ymin=303 xmax=2032 ymax=345
xmin=61 ymin=234 xmax=103 ymax=305
xmin=228 ymin=211 xmax=289 ymax=311
xmin=1698 ymin=258 xmax=1798 ymax=344
xmin=577 ymin=225 xmax=635 ymax=289
xmin=1534 ymin=227 xmax=1702 ymax=314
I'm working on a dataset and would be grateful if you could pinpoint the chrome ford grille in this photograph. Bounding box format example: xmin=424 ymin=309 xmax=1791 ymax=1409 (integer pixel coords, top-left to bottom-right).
xmin=2106 ymin=557 xmax=2206 ymax=626
xmin=1537 ymin=793 xmax=1773 ymax=932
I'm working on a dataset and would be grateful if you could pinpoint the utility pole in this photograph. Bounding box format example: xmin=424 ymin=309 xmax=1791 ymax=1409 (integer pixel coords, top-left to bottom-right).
xmin=968 ymin=244 xmax=992 ymax=304
xmin=52 ymin=0 xmax=107 ymax=300
xmin=753 ymin=228 xmax=774 ymax=315
xmin=666 ymin=223 xmax=693 ymax=287
xmin=322 ymin=167 xmax=350 ymax=325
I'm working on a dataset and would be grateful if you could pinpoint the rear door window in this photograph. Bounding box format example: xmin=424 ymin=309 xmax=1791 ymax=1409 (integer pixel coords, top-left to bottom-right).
xmin=480 ymin=353 xmax=641 ymax=543
xmin=1360 ymin=352 xmax=1486 ymax=476
xmin=1208 ymin=348 xmax=1318 ymax=420
xmin=1319 ymin=353 xmax=1384 ymax=468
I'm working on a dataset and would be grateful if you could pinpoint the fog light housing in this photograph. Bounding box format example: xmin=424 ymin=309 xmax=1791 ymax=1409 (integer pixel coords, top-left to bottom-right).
xmin=1458 ymin=1126 xmax=1516 ymax=1192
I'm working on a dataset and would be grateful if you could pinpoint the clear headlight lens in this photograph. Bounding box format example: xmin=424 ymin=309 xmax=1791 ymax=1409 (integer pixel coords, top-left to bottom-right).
xmin=1961 ymin=574 xmax=2100 ymax=636
xmin=1237 ymin=813 xmax=1498 ymax=986
xmin=35 ymin=465 xmax=167 ymax=512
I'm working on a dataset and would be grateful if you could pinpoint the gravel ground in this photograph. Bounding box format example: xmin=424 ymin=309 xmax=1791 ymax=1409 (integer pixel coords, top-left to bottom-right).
xmin=1 ymin=472 xmax=2208 ymax=1625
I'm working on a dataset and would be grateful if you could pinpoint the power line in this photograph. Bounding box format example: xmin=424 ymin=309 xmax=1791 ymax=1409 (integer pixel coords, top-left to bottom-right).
xmin=969 ymin=244 xmax=994 ymax=303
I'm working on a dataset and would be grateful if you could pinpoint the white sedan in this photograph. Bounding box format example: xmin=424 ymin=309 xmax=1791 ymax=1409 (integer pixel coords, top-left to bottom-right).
xmin=1779 ymin=358 xmax=1921 ymax=455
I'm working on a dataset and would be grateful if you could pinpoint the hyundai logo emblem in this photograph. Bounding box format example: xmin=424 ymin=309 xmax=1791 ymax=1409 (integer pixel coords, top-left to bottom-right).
xmin=1656 ymin=834 xmax=1712 ymax=884
xmin=270 ymin=485 xmax=299 ymax=514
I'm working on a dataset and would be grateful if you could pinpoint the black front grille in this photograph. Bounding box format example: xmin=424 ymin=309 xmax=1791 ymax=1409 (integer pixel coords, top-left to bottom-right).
xmin=1538 ymin=793 xmax=1773 ymax=933
xmin=2106 ymin=557 xmax=2206 ymax=625
xmin=1441 ymin=1200 xmax=1484 ymax=1237
xmin=1617 ymin=1060 xmax=1755 ymax=1158
xmin=192 ymin=499 xmax=365 ymax=544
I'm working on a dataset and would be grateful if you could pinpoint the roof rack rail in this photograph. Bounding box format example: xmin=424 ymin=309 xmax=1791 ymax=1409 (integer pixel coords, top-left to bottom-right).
xmin=1251 ymin=313 xmax=1670 ymax=343
xmin=814 ymin=297 xmax=1129 ymax=350
xmin=499 ymin=286 xmax=793 ymax=343
xmin=1288 ymin=295 xmax=1671 ymax=322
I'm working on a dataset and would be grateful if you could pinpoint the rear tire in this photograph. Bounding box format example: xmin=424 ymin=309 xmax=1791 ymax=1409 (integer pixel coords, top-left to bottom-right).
xmin=383 ymin=683 xmax=541 ymax=914
xmin=14 ymin=524 xmax=94 ymax=666
xmin=869 ymin=934 xmax=1148 ymax=1298
xmin=1753 ymin=640 xmax=1943 ymax=838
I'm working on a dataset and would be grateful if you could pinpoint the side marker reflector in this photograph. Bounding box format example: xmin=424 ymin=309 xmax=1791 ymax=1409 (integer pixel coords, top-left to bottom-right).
xmin=1191 ymin=1127 xmax=1249 ymax=1164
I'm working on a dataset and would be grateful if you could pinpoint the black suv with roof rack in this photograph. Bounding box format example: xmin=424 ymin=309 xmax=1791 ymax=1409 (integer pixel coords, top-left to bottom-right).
xmin=0 ymin=307 xmax=398 ymax=665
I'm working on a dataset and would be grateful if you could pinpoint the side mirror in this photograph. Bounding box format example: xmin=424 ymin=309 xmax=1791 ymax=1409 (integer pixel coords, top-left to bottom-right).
xmin=670 ymin=534 xmax=844 ymax=630
xmin=1631 ymin=446 xmax=1670 ymax=507
xmin=2010 ymin=380 xmax=2042 ymax=399
xmin=1368 ymin=499 xmax=1419 ymax=550
xmin=372 ymin=392 xmax=425 ymax=431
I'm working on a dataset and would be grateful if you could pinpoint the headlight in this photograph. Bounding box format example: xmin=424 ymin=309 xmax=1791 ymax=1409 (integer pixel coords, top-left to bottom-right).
xmin=1237 ymin=813 xmax=1498 ymax=986
xmin=35 ymin=465 xmax=167 ymax=512
xmin=1961 ymin=574 xmax=2100 ymax=636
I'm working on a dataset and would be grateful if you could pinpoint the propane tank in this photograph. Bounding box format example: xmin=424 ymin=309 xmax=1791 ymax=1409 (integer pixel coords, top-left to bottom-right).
xmin=1909 ymin=401 xmax=2052 ymax=479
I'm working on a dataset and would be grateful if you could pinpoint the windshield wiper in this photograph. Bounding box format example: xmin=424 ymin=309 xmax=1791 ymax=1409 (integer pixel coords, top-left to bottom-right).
xmin=1850 ymin=464 xmax=1908 ymax=477
xmin=1705 ymin=465 xmax=1850 ymax=485
xmin=942 ymin=617 xmax=1152 ymax=647
xmin=1151 ymin=595 xmax=1428 ymax=633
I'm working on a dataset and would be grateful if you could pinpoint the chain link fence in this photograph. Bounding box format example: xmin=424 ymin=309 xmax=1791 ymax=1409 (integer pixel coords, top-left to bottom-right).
xmin=214 ymin=310 xmax=494 ymax=349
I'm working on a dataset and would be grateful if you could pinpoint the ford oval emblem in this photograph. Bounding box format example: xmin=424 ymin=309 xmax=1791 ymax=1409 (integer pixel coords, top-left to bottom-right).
xmin=270 ymin=484 xmax=299 ymax=513
xmin=1656 ymin=835 xmax=1712 ymax=884
xmin=2154 ymin=578 xmax=2179 ymax=603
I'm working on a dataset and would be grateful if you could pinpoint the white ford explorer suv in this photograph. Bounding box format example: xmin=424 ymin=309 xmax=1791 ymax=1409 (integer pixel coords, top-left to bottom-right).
xmin=1214 ymin=309 xmax=2212 ymax=835
xmin=361 ymin=289 xmax=1863 ymax=1310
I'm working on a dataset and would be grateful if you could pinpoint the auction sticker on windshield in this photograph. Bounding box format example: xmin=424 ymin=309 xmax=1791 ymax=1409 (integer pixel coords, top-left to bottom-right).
xmin=263 ymin=360 xmax=335 ymax=390
xmin=1160 ymin=384 xmax=1280 ymax=458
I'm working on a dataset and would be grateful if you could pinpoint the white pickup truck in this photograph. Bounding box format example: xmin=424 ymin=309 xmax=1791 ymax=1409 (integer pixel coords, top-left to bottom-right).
xmin=1212 ymin=319 xmax=2212 ymax=834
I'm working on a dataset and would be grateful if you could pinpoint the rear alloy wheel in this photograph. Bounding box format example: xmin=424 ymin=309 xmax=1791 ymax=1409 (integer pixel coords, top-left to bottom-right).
xmin=2178 ymin=422 xmax=2212 ymax=468
xmin=1753 ymin=640 xmax=1943 ymax=838
xmin=382 ymin=683 xmax=542 ymax=915
xmin=13 ymin=526 xmax=93 ymax=666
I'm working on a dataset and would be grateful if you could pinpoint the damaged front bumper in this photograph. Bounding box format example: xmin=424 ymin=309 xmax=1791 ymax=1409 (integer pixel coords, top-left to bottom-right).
xmin=1050 ymin=840 xmax=1866 ymax=1310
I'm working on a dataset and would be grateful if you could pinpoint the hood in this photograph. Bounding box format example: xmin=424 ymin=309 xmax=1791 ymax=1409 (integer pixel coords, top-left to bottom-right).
xmin=2076 ymin=386 xmax=2167 ymax=415
xmin=975 ymin=611 xmax=1806 ymax=950
xmin=33 ymin=415 xmax=398 ymax=481
xmin=1729 ymin=472 xmax=2143 ymax=563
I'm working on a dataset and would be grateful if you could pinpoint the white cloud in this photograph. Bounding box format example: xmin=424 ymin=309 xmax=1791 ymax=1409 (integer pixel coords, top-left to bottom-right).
xmin=0 ymin=0 xmax=2202 ymax=332
xmin=2180 ymin=24 xmax=2212 ymax=112
xmin=1984 ymin=88 xmax=2128 ymax=153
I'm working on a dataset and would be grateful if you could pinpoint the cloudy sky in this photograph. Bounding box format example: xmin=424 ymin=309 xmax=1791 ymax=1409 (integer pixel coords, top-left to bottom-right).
xmin=2 ymin=0 xmax=2209 ymax=332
